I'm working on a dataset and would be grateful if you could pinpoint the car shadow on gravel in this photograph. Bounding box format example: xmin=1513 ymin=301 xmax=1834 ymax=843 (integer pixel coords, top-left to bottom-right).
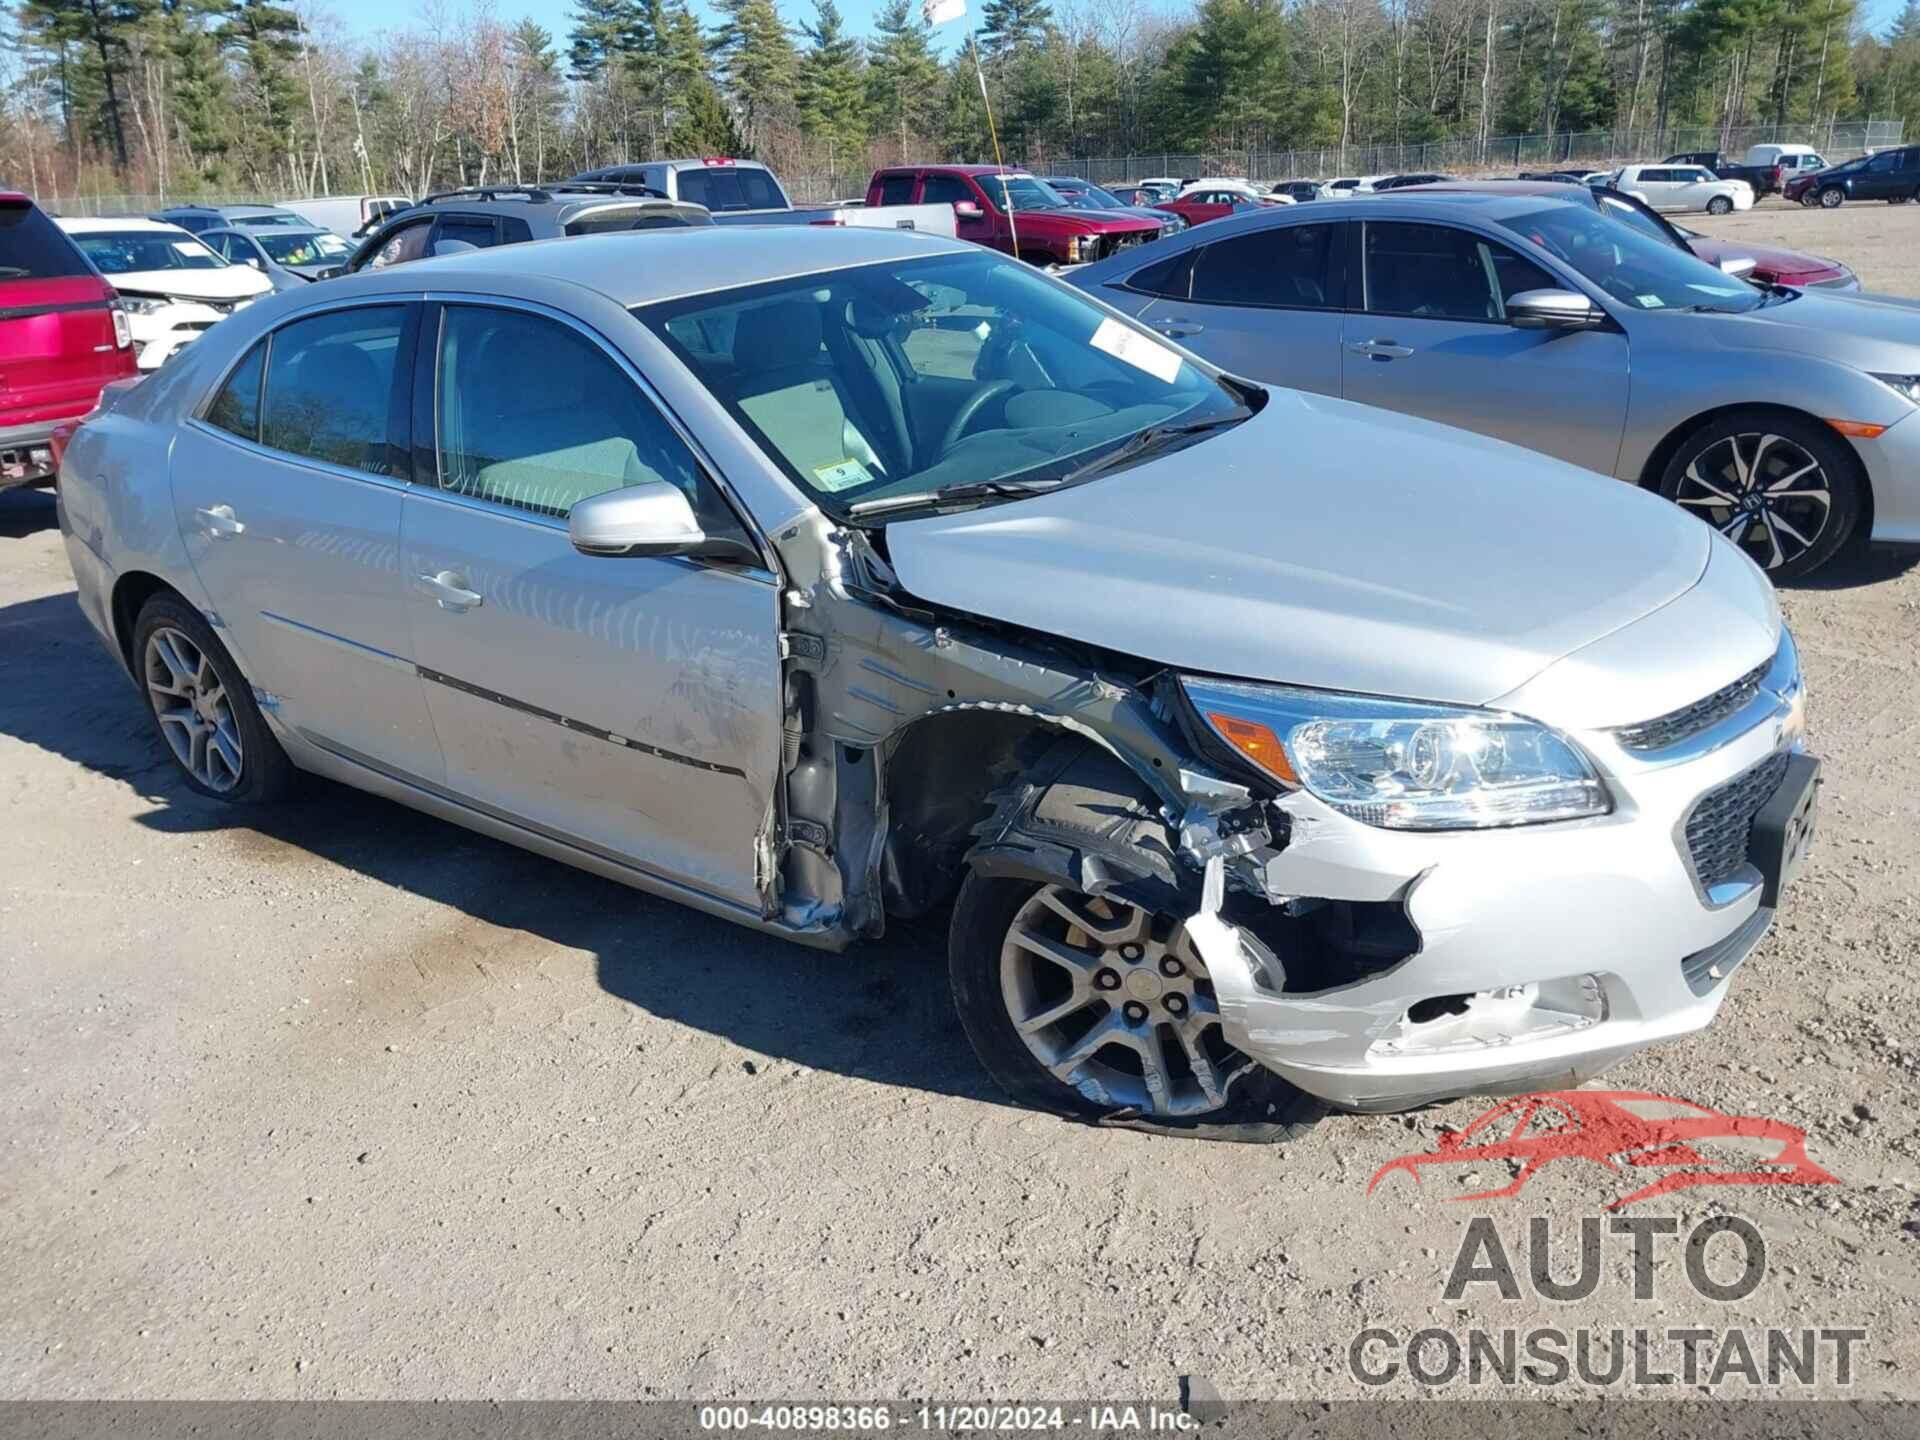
xmin=0 ymin=585 xmax=1005 ymax=1110
xmin=0 ymin=487 xmax=58 ymax=539
xmin=1780 ymin=541 xmax=1920 ymax=590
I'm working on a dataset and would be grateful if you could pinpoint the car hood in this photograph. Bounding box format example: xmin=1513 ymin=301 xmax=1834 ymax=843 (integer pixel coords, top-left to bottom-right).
xmin=1688 ymin=288 xmax=1920 ymax=369
xmin=1027 ymin=208 xmax=1160 ymax=235
xmin=108 ymin=266 xmax=273 ymax=302
xmin=1687 ymin=236 xmax=1846 ymax=281
xmin=884 ymin=389 xmax=1713 ymax=711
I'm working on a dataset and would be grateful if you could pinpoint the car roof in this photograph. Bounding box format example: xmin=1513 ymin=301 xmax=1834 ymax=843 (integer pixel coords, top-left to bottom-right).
xmin=1330 ymin=190 xmax=1588 ymax=220
xmin=1404 ymin=179 xmax=1596 ymax=199
xmin=58 ymin=216 xmax=192 ymax=234
xmin=218 ymin=204 xmax=299 ymax=216
xmin=367 ymin=225 xmax=968 ymax=307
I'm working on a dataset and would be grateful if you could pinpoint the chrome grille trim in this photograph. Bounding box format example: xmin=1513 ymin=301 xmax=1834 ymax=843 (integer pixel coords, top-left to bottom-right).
xmin=1614 ymin=657 xmax=1771 ymax=753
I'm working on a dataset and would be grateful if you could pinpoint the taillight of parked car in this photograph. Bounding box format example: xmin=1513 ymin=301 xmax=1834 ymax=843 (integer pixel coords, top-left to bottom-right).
xmin=111 ymin=303 xmax=132 ymax=349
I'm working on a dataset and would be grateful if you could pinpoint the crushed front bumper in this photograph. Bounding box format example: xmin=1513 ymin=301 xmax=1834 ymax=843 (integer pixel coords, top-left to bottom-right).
xmin=1187 ymin=648 xmax=1811 ymax=1113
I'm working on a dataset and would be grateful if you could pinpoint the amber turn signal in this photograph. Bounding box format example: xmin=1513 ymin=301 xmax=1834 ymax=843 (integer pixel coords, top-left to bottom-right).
xmin=1205 ymin=711 xmax=1300 ymax=785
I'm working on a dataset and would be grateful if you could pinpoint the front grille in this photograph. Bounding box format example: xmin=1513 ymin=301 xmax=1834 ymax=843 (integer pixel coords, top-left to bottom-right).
xmin=1615 ymin=658 xmax=1770 ymax=753
xmin=1093 ymin=232 xmax=1153 ymax=262
xmin=1683 ymin=749 xmax=1790 ymax=892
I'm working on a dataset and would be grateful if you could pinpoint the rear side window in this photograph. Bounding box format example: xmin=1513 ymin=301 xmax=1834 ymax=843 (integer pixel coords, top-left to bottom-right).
xmin=434 ymin=217 xmax=496 ymax=249
xmin=262 ymin=305 xmax=406 ymax=474
xmin=672 ymin=166 xmax=782 ymax=212
xmin=566 ymin=205 xmax=697 ymax=236
xmin=206 ymin=342 xmax=266 ymax=441
xmin=1123 ymin=250 xmax=1192 ymax=299
xmin=877 ymin=174 xmax=915 ymax=205
xmin=0 ymin=200 xmax=90 ymax=280
xmin=1191 ymin=224 xmax=1338 ymax=308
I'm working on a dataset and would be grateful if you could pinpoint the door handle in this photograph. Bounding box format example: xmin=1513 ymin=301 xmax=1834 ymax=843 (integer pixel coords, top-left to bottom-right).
xmin=415 ymin=569 xmax=484 ymax=612
xmin=1155 ymin=316 xmax=1205 ymax=337
xmin=195 ymin=504 xmax=245 ymax=539
xmin=1347 ymin=339 xmax=1415 ymax=360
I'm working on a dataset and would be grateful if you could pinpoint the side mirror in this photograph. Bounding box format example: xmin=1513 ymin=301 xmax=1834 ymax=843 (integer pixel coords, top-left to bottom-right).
xmin=1718 ymin=255 xmax=1759 ymax=278
xmin=569 ymin=482 xmax=706 ymax=557
xmin=1506 ymin=288 xmax=1604 ymax=330
xmin=953 ymin=201 xmax=983 ymax=220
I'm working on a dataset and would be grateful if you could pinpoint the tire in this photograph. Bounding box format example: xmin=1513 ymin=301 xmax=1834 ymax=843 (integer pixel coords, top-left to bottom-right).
xmin=133 ymin=592 xmax=296 ymax=804
xmin=1658 ymin=410 xmax=1864 ymax=580
xmin=947 ymin=745 xmax=1321 ymax=1142
xmin=1819 ymin=186 xmax=1844 ymax=209
xmin=1707 ymin=194 xmax=1733 ymax=216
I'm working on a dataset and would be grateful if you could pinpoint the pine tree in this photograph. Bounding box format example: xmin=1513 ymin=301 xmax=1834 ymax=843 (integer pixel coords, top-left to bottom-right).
xmin=668 ymin=72 xmax=746 ymax=153
xmin=866 ymin=0 xmax=942 ymax=153
xmin=217 ymin=0 xmax=303 ymax=181
xmin=796 ymin=0 xmax=868 ymax=157
xmin=158 ymin=0 xmax=234 ymax=174
xmin=977 ymin=0 xmax=1051 ymax=60
xmin=710 ymin=0 xmax=798 ymax=150
xmin=17 ymin=0 xmax=156 ymax=167
xmin=568 ymin=0 xmax=642 ymax=81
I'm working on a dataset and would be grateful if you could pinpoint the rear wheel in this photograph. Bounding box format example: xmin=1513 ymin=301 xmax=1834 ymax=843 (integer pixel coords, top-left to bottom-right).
xmin=1818 ymin=186 xmax=1844 ymax=209
xmin=133 ymin=594 xmax=295 ymax=803
xmin=1659 ymin=411 xmax=1863 ymax=579
xmin=1707 ymin=194 xmax=1733 ymax=216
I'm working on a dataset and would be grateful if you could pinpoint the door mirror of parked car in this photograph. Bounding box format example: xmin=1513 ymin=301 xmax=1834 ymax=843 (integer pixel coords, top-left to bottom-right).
xmin=1506 ymin=288 xmax=1604 ymax=330
xmin=952 ymin=201 xmax=983 ymax=220
xmin=568 ymin=481 xmax=707 ymax=558
xmin=1717 ymin=255 xmax=1759 ymax=278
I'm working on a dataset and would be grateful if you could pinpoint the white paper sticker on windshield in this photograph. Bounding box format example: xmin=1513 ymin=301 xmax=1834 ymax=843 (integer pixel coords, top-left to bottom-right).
xmin=1638 ymin=294 xmax=1666 ymax=308
xmin=813 ymin=458 xmax=873 ymax=492
xmin=1090 ymin=317 xmax=1182 ymax=384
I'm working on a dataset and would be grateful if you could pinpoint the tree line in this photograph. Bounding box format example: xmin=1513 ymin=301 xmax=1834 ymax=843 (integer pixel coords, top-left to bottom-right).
xmin=1 ymin=0 xmax=1912 ymax=203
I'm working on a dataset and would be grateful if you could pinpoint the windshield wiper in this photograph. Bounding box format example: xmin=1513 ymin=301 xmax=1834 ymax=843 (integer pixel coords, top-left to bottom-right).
xmin=846 ymin=478 xmax=1067 ymax=519
xmin=1055 ymin=408 xmax=1252 ymax=485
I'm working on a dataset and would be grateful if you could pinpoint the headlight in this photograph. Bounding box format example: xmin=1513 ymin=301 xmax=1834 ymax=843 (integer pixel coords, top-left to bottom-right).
xmin=117 ymin=294 xmax=169 ymax=315
xmin=1182 ymin=677 xmax=1610 ymax=830
xmin=1067 ymin=235 xmax=1090 ymax=263
xmin=1870 ymin=373 xmax=1920 ymax=404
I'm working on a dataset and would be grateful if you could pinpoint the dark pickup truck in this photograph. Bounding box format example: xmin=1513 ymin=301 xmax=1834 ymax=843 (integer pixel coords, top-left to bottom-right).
xmin=1664 ymin=148 xmax=1830 ymax=198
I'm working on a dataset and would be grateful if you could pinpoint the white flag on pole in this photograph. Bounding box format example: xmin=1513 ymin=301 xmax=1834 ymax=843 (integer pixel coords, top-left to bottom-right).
xmin=923 ymin=0 xmax=965 ymax=25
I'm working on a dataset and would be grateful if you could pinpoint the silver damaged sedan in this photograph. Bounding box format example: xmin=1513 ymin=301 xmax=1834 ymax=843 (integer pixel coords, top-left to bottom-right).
xmin=1070 ymin=189 xmax=1920 ymax=579
xmin=56 ymin=227 xmax=1819 ymax=1132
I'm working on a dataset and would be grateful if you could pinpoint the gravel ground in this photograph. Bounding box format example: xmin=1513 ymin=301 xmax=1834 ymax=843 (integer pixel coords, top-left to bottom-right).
xmin=4 ymin=210 xmax=1920 ymax=1403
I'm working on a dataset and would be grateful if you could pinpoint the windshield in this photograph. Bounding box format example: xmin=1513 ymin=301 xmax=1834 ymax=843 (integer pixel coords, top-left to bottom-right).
xmin=73 ymin=231 xmax=226 ymax=273
xmin=1054 ymin=183 xmax=1122 ymax=210
xmin=258 ymin=230 xmax=350 ymax=263
xmin=638 ymin=250 xmax=1249 ymax=518
xmin=1497 ymin=205 xmax=1763 ymax=314
xmin=1594 ymin=193 xmax=1681 ymax=249
xmin=980 ymin=175 xmax=1069 ymax=211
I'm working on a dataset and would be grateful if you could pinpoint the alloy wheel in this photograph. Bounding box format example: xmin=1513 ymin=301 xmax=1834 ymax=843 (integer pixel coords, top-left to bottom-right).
xmin=1708 ymin=196 xmax=1732 ymax=215
xmin=1820 ymin=187 xmax=1843 ymax=208
xmin=145 ymin=626 xmax=245 ymax=792
xmin=998 ymin=885 xmax=1249 ymax=1118
xmin=1675 ymin=431 xmax=1832 ymax=572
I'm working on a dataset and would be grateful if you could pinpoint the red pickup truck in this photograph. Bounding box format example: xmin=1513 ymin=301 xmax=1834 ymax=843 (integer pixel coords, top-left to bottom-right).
xmin=0 ymin=193 xmax=136 ymax=490
xmin=866 ymin=165 xmax=1165 ymax=266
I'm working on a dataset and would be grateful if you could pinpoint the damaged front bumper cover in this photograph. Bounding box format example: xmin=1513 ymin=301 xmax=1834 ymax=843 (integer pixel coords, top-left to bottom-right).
xmin=1184 ymin=710 xmax=1797 ymax=1113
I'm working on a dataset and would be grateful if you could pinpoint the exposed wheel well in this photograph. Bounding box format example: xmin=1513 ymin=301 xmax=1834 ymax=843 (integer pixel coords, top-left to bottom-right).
xmin=1636 ymin=402 xmax=1874 ymax=531
xmin=878 ymin=711 xmax=1127 ymax=919
xmin=109 ymin=571 xmax=180 ymax=671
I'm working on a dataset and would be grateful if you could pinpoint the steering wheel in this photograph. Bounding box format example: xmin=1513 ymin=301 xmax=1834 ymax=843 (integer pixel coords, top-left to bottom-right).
xmin=939 ymin=380 xmax=1018 ymax=456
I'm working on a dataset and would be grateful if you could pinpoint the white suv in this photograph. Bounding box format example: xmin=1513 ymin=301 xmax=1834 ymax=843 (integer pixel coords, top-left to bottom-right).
xmin=1614 ymin=164 xmax=1755 ymax=215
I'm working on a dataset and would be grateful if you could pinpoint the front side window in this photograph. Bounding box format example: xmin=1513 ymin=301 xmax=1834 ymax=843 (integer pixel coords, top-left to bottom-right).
xmin=1868 ymin=151 xmax=1900 ymax=173
xmin=261 ymin=305 xmax=405 ymax=474
xmin=1495 ymin=205 xmax=1763 ymax=314
xmin=921 ymin=175 xmax=975 ymax=208
xmin=1191 ymin=223 xmax=1338 ymax=308
xmin=368 ymin=220 xmax=432 ymax=270
xmin=206 ymin=341 xmax=266 ymax=441
xmin=435 ymin=305 xmax=738 ymax=537
xmin=71 ymin=230 xmax=227 ymax=273
xmin=639 ymin=249 xmax=1251 ymax=518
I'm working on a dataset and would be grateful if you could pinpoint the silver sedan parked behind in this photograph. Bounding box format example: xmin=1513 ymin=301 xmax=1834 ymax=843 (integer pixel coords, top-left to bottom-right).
xmin=57 ymin=228 xmax=1817 ymax=1129
xmin=1069 ymin=190 xmax=1920 ymax=578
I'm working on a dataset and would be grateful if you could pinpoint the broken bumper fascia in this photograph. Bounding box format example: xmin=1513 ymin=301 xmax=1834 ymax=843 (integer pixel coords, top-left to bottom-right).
xmin=1186 ymin=697 xmax=1802 ymax=1114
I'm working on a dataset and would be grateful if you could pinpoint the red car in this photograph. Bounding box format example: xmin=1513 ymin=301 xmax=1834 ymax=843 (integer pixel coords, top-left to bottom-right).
xmin=0 ymin=193 xmax=137 ymax=490
xmin=1681 ymin=232 xmax=1856 ymax=290
xmin=1155 ymin=183 xmax=1285 ymax=227
xmin=865 ymin=165 xmax=1163 ymax=266
xmin=1367 ymin=1090 xmax=1839 ymax=1210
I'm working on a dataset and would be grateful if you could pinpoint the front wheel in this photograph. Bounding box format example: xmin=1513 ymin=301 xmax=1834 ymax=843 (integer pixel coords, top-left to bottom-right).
xmin=1819 ymin=186 xmax=1844 ymax=209
xmin=1707 ymin=194 xmax=1733 ymax=216
xmin=1659 ymin=412 xmax=1863 ymax=579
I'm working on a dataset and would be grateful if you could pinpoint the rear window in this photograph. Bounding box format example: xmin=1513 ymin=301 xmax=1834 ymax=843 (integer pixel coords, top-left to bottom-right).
xmin=565 ymin=205 xmax=701 ymax=236
xmin=0 ymin=200 xmax=91 ymax=281
xmin=673 ymin=165 xmax=783 ymax=212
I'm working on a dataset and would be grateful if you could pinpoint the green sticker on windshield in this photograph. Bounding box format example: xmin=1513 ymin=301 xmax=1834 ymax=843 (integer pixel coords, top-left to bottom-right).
xmin=813 ymin=458 xmax=873 ymax=492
